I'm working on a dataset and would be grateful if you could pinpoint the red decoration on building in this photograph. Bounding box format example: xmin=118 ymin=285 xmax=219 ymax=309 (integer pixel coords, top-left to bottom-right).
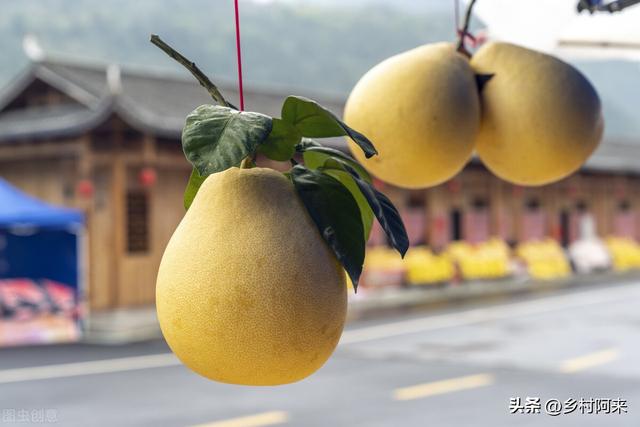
xmin=139 ymin=167 xmax=157 ymax=187
xmin=549 ymin=224 xmax=559 ymax=241
xmin=447 ymin=179 xmax=461 ymax=194
xmin=511 ymin=185 xmax=524 ymax=198
xmin=431 ymin=214 xmax=449 ymax=248
xmin=76 ymin=179 xmax=94 ymax=198
xmin=566 ymin=184 xmax=578 ymax=199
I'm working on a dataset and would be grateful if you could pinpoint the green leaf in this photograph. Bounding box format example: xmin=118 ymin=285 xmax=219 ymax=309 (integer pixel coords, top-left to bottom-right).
xmin=182 ymin=105 xmax=273 ymax=175
xmin=301 ymin=145 xmax=372 ymax=183
xmin=290 ymin=165 xmax=365 ymax=291
xmin=183 ymin=167 xmax=206 ymax=210
xmin=364 ymin=186 xmax=409 ymax=257
xmin=281 ymin=96 xmax=378 ymax=158
xmin=333 ymin=162 xmax=409 ymax=257
xmin=257 ymin=118 xmax=302 ymax=161
xmin=323 ymin=168 xmax=374 ymax=241
xmin=301 ymin=148 xmax=373 ymax=241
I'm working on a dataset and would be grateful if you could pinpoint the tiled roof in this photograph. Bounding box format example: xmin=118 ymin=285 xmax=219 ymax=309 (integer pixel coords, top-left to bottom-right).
xmin=0 ymin=57 xmax=638 ymax=173
xmin=0 ymin=58 xmax=345 ymax=141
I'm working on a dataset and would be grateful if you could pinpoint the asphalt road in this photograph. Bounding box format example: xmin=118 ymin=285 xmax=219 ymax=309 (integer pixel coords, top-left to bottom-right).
xmin=1 ymin=281 xmax=639 ymax=427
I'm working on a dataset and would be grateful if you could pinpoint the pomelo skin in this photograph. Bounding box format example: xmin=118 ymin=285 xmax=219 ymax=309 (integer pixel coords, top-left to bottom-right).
xmin=344 ymin=42 xmax=480 ymax=189
xmin=471 ymin=42 xmax=604 ymax=186
xmin=156 ymin=167 xmax=347 ymax=385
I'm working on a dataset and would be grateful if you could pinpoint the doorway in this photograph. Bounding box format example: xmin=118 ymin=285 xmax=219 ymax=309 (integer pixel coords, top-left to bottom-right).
xmin=450 ymin=208 xmax=462 ymax=241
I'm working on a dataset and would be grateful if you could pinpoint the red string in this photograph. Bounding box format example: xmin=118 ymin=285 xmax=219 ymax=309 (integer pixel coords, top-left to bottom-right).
xmin=454 ymin=0 xmax=478 ymax=48
xmin=457 ymin=29 xmax=478 ymax=46
xmin=234 ymin=0 xmax=245 ymax=111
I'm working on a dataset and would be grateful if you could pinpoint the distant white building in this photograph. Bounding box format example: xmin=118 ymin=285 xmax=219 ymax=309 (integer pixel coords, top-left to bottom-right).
xmin=472 ymin=0 xmax=640 ymax=60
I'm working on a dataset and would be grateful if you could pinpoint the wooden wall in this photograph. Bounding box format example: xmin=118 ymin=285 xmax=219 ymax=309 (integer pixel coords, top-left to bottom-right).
xmin=0 ymin=126 xmax=190 ymax=311
xmin=0 ymin=147 xmax=78 ymax=206
xmin=375 ymin=165 xmax=640 ymax=249
xmin=87 ymin=123 xmax=190 ymax=310
xmin=2 ymin=133 xmax=640 ymax=312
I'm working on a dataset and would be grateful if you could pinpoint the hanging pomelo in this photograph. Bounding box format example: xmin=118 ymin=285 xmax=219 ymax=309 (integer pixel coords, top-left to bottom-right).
xmin=344 ymin=42 xmax=480 ymax=189
xmin=151 ymin=36 xmax=408 ymax=385
xmin=471 ymin=41 xmax=604 ymax=186
xmin=157 ymin=167 xmax=348 ymax=385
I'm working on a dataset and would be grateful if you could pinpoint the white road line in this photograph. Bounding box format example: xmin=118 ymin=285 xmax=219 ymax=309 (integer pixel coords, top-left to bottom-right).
xmin=0 ymin=353 xmax=180 ymax=385
xmin=560 ymin=348 xmax=620 ymax=373
xmin=341 ymin=282 xmax=640 ymax=344
xmin=190 ymin=411 xmax=288 ymax=427
xmin=393 ymin=373 xmax=494 ymax=401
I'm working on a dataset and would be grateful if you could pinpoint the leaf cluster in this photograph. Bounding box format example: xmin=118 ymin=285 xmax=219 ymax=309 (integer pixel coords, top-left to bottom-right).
xmin=157 ymin=36 xmax=408 ymax=291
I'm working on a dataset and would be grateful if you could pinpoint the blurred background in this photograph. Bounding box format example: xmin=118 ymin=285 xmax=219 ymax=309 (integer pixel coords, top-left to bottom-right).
xmin=1 ymin=0 xmax=640 ymax=426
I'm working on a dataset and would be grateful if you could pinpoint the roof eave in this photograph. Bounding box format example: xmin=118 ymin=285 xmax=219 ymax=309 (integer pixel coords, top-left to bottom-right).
xmin=0 ymin=97 xmax=115 ymax=143
xmin=0 ymin=65 xmax=37 ymax=113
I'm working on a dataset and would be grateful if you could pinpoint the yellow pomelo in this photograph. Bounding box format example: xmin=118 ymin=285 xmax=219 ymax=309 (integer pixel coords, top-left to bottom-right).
xmin=344 ymin=42 xmax=480 ymax=189
xmin=156 ymin=167 xmax=347 ymax=385
xmin=471 ymin=42 xmax=604 ymax=186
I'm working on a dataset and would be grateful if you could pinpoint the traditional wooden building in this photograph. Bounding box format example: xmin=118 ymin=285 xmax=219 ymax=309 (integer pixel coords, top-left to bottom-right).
xmin=0 ymin=55 xmax=638 ymax=317
xmin=0 ymin=57 xmax=344 ymax=316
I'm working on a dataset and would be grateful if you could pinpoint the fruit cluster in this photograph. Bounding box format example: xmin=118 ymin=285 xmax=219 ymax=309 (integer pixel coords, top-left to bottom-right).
xmin=344 ymin=41 xmax=604 ymax=188
xmin=448 ymin=239 xmax=511 ymax=280
xmin=605 ymin=237 xmax=640 ymax=271
xmin=516 ymin=239 xmax=572 ymax=280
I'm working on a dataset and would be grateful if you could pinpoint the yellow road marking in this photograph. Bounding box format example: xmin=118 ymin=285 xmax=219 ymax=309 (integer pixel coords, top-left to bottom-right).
xmin=560 ymin=348 xmax=619 ymax=373
xmin=190 ymin=411 xmax=288 ymax=427
xmin=393 ymin=373 xmax=494 ymax=401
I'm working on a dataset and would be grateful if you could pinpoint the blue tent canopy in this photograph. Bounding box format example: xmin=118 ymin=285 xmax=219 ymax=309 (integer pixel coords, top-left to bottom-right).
xmin=0 ymin=179 xmax=84 ymax=345
xmin=0 ymin=178 xmax=83 ymax=228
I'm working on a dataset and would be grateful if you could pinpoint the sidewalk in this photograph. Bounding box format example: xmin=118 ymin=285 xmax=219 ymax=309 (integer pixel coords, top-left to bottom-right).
xmin=83 ymin=271 xmax=640 ymax=344
xmin=347 ymin=270 xmax=640 ymax=321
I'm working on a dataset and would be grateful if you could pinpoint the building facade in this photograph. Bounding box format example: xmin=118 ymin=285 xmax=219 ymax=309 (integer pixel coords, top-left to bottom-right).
xmin=0 ymin=57 xmax=638 ymax=312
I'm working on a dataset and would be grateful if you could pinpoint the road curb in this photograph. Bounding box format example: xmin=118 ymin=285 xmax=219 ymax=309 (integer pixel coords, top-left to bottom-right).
xmin=346 ymin=271 xmax=640 ymax=321
xmin=80 ymin=271 xmax=640 ymax=344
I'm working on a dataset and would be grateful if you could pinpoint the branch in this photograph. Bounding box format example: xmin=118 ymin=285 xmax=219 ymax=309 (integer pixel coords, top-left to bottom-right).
xmin=456 ymin=0 xmax=478 ymax=57
xmin=578 ymin=0 xmax=640 ymax=13
xmin=150 ymin=34 xmax=233 ymax=108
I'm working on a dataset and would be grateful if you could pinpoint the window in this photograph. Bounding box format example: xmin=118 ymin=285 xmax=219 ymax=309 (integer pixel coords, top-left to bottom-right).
xmin=575 ymin=201 xmax=589 ymax=213
xmin=126 ymin=191 xmax=149 ymax=253
xmin=618 ymin=200 xmax=631 ymax=212
xmin=471 ymin=198 xmax=488 ymax=210
xmin=450 ymin=209 xmax=462 ymax=241
xmin=408 ymin=191 xmax=425 ymax=208
xmin=560 ymin=210 xmax=570 ymax=247
xmin=525 ymin=198 xmax=541 ymax=211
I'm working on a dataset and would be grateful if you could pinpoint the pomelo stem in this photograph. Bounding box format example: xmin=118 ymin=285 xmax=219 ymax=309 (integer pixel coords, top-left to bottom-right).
xmin=150 ymin=34 xmax=233 ymax=108
xmin=456 ymin=0 xmax=477 ymax=57
xmin=240 ymin=157 xmax=255 ymax=169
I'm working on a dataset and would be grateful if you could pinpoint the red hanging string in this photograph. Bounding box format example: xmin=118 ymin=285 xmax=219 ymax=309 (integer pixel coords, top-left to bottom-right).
xmin=234 ymin=0 xmax=245 ymax=111
xmin=454 ymin=0 xmax=477 ymax=48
